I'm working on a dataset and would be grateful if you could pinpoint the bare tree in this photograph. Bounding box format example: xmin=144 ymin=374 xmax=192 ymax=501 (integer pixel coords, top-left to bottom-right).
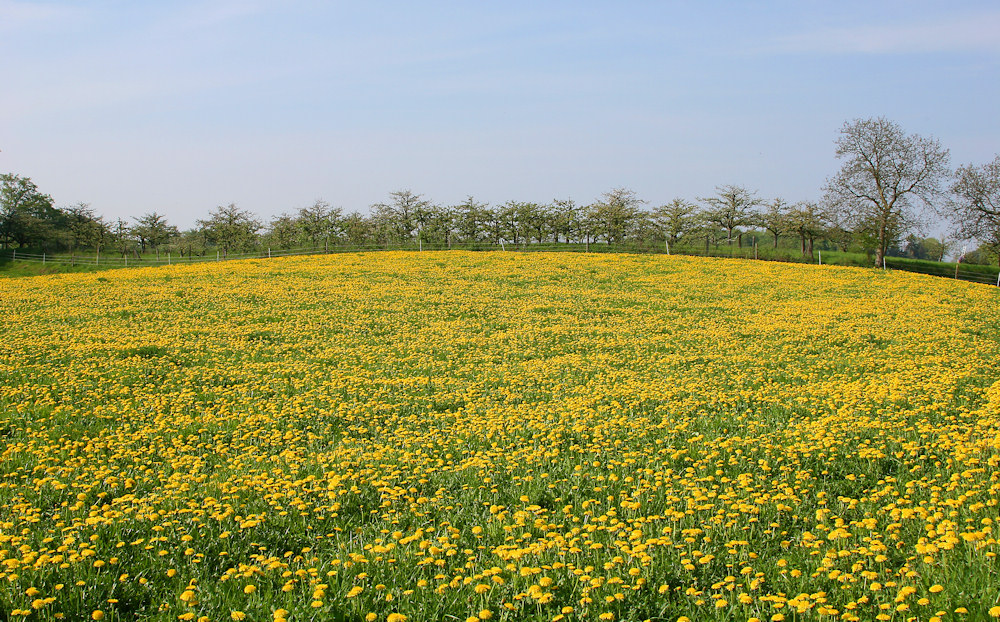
xmin=824 ymin=117 xmax=950 ymax=268
xmin=951 ymin=155 xmax=1000 ymax=267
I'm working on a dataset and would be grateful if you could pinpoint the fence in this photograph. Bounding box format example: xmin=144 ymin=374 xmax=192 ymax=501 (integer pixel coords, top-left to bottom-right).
xmin=2 ymin=243 xmax=998 ymax=286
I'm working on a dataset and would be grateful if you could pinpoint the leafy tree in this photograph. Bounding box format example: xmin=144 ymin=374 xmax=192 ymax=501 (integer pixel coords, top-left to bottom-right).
xmin=518 ymin=202 xmax=550 ymax=244
xmin=109 ymin=218 xmax=134 ymax=258
xmin=61 ymin=202 xmax=106 ymax=255
xmin=700 ymin=185 xmax=760 ymax=247
xmin=786 ymin=202 xmax=828 ymax=259
xmin=900 ymin=235 xmax=950 ymax=261
xmin=265 ymin=213 xmax=299 ymax=250
xmin=197 ymin=203 xmax=261 ymax=257
xmin=297 ymin=199 xmax=341 ymax=249
xmin=922 ymin=237 xmax=951 ymax=262
xmin=951 ymin=155 xmax=1000 ymax=267
xmin=133 ymin=212 xmax=178 ymax=256
xmin=550 ymin=199 xmax=581 ymax=243
xmin=341 ymin=212 xmax=373 ymax=247
xmin=454 ymin=196 xmax=488 ymax=243
xmin=758 ymin=198 xmax=791 ymax=249
xmin=419 ymin=204 xmax=456 ymax=246
xmin=172 ymin=229 xmax=208 ymax=258
xmin=0 ymin=173 xmax=58 ymax=248
xmin=498 ymin=201 xmax=524 ymax=245
xmin=371 ymin=190 xmax=431 ymax=242
xmin=593 ymin=187 xmax=644 ymax=244
xmin=824 ymin=117 xmax=951 ymax=268
xmin=652 ymin=199 xmax=699 ymax=246
xmin=481 ymin=206 xmax=506 ymax=245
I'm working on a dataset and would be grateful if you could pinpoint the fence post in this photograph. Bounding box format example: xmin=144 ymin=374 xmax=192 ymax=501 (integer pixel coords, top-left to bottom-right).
xmin=11 ymin=249 xmax=14 ymax=261
xmin=168 ymin=252 xmax=171 ymax=265
xmin=268 ymin=247 xmax=271 ymax=259
xmin=217 ymin=250 xmax=220 ymax=262
xmin=818 ymin=251 xmax=821 ymax=265
xmin=42 ymin=253 xmax=46 ymax=265
xmin=665 ymin=240 xmax=669 ymax=255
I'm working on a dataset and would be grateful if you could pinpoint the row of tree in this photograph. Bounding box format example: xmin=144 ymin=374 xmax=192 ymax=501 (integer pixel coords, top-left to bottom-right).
xmin=2 ymin=117 xmax=999 ymax=266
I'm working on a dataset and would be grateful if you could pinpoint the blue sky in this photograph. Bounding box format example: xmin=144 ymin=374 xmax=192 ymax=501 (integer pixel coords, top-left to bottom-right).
xmin=2 ymin=1 xmax=998 ymax=229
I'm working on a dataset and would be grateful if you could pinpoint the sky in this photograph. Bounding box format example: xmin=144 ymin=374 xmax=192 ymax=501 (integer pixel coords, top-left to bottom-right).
xmin=2 ymin=0 xmax=999 ymax=230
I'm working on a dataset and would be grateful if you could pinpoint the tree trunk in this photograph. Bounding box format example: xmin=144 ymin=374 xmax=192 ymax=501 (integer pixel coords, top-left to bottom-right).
xmin=876 ymin=220 xmax=888 ymax=268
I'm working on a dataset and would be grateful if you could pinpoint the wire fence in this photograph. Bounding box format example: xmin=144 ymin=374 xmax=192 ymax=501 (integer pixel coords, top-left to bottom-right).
xmin=2 ymin=243 xmax=998 ymax=286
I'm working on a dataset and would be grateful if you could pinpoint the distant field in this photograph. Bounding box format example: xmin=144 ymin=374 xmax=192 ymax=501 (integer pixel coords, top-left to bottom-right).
xmin=1 ymin=252 xmax=999 ymax=621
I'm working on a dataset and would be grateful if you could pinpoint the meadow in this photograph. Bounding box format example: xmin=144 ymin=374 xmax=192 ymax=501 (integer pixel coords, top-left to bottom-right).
xmin=0 ymin=251 xmax=999 ymax=622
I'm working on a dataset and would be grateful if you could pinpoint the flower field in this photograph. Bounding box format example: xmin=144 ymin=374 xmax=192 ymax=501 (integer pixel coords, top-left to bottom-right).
xmin=1 ymin=251 xmax=999 ymax=622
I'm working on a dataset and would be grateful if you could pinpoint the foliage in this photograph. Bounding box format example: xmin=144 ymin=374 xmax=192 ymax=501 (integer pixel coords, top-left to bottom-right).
xmin=197 ymin=204 xmax=262 ymax=257
xmin=699 ymin=185 xmax=760 ymax=246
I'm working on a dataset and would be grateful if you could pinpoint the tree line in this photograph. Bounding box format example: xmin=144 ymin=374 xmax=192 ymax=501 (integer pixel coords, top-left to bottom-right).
xmin=3 ymin=117 xmax=999 ymax=267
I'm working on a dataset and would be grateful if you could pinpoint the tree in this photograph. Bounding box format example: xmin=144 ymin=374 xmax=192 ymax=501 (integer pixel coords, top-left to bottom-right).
xmin=132 ymin=212 xmax=178 ymax=256
xmin=824 ymin=117 xmax=951 ymax=268
xmin=498 ymin=201 xmax=524 ymax=244
xmin=197 ymin=203 xmax=261 ymax=257
xmin=700 ymin=185 xmax=760 ymax=247
xmin=371 ymin=190 xmax=430 ymax=242
xmin=951 ymin=155 xmax=1000 ymax=267
xmin=518 ymin=202 xmax=550 ymax=244
xmin=109 ymin=218 xmax=134 ymax=258
xmin=61 ymin=202 xmax=106 ymax=256
xmin=454 ymin=196 xmax=488 ymax=243
xmin=786 ymin=202 xmax=828 ymax=260
xmin=0 ymin=173 xmax=57 ymax=249
xmin=173 ymin=229 xmax=208 ymax=258
xmin=297 ymin=199 xmax=341 ymax=249
xmin=758 ymin=198 xmax=790 ymax=249
xmin=341 ymin=212 xmax=373 ymax=247
xmin=593 ymin=187 xmax=644 ymax=245
xmin=265 ymin=213 xmax=299 ymax=250
xmin=550 ymin=199 xmax=580 ymax=244
xmin=652 ymin=199 xmax=698 ymax=246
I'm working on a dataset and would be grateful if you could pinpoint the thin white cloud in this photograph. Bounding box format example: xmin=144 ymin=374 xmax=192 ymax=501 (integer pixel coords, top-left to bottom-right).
xmin=770 ymin=10 xmax=1000 ymax=55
